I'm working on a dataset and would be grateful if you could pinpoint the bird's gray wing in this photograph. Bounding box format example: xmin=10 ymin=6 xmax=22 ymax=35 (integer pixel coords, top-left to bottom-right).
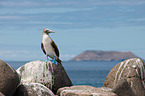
xmin=51 ymin=41 xmax=59 ymax=57
xmin=41 ymin=42 xmax=46 ymax=55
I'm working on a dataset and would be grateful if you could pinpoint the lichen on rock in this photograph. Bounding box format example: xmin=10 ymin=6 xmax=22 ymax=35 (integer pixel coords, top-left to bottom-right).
xmin=16 ymin=60 xmax=72 ymax=94
xmin=14 ymin=83 xmax=55 ymax=96
xmin=57 ymin=85 xmax=117 ymax=96
xmin=103 ymin=58 xmax=145 ymax=96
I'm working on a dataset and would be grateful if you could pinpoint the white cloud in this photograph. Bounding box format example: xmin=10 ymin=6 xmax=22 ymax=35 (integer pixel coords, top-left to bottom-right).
xmin=127 ymin=18 xmax=145 ymax=22
xmin=0 ymin=16 xmax=22 ymax=19
xmin=88 ymin=0 xmax=145 ymax=6
xmin=0 ymin=1 xmax=39 ymax=7
xmin=0 ymin=50 xmax=76 ymax=61
xmin=0 ymin=50 xmax=28 ymax=56
xmin=0 ymin=7 xmax=95 ymax=15
xmin=60 ymin=54 xmax=76 ymax=61
xmin=0 ymin=50 xmax=41 ymax=61
xmin=1 ymin=1 xmax=145 ymax=8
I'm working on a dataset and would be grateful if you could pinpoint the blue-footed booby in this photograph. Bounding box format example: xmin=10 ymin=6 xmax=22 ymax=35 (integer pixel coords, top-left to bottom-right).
xmin=41 ymin=28 xmax=61 ymax=64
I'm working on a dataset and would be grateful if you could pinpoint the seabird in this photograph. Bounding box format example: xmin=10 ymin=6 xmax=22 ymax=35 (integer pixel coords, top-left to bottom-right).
xmin=41 ymin=28 xmax=61 ymax=64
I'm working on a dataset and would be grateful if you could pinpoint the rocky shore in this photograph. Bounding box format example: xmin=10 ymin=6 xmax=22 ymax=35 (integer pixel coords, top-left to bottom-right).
xmin=0 ymin=58 xmax=144 ymax=96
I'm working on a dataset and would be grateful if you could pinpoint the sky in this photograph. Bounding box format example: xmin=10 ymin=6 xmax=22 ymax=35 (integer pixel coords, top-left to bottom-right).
xmin=0 ymin=0 xmax=145 ymax=61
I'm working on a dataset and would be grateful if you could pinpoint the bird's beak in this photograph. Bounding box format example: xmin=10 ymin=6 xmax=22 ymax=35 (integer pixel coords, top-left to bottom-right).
xmin=49 ymin=30 xmax=55 ymax=33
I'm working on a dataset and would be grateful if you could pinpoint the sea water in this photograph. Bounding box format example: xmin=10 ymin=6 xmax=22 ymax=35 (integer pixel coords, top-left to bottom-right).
xmin=6 ymin=61 xmax=120 ymax=87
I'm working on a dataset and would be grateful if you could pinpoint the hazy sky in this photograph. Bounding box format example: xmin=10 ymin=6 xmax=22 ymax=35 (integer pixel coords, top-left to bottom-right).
xmin=0 ymin=0 xmax=145 ymax=61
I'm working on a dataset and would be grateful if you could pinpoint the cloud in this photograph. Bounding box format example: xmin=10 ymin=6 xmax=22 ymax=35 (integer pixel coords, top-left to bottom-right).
xmin=60 ymin=54 xmax=76 ymax=60
xmin=127 ymin=18 xmax=145 ymax=22
xmin=1 ymin=0 xmax=145 ymax=8
xmin=0 ymin=50 xmax=28 ymax=56
xmin=0 ymin=50 xmax=43 ymax=61
xmin=0 ymin=1 xmax=39 ymax=7
xmin=0 ymin=7 xmax=95 ymax=15
xmin=0 ymin=50 xmax=76 ymax=61
xmin=0 ymin=1 xmax=77 ymax=8
xmin=0 ymin=16 xmax=21 ymax=19
xmin=0 ymin=0 xmax=145 ymax=29
xmin=93 ymin=1 xmax=145 ymax=5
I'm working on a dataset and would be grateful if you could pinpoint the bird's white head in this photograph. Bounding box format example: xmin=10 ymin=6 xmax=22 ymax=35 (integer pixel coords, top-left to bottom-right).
xmin=43 ymin=28 xmax=55 ymax=35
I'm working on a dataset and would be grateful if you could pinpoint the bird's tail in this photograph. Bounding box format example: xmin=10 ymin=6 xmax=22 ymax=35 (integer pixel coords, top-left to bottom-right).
xmin=57 ymin=58 xmax=62 ymax=65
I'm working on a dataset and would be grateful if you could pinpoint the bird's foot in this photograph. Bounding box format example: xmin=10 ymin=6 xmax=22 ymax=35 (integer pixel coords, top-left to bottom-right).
xmin=45 ymin=56 xmax=50 ymax=62
xmin=51 ymin=56 xmax=57 ymax=64
xmin=50 ymin=60 xmax=57 ymax=64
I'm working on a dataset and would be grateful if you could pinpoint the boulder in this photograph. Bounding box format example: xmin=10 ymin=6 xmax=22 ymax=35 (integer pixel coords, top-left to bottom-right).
xmin=103 ymin=58 xmax=145 ymax=96
xmin=57 ymin=85 xmax=117 ymax=96
xmin=16 ymin=60 xmax=72 ymax=94
xmin=0 ymin=59 xmax=20 ymax=96
xmin=112 ymin=78 xmax=136 ymax=96
xmin=14 ymin=83 xmax=55 ymax=96
xmin=0 ymin=92 xmax=5 ymax=96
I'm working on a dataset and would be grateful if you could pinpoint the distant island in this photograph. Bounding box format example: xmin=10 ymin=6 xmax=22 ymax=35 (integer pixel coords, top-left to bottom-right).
xmin=70 ymin=50 xmax=138 ymax=61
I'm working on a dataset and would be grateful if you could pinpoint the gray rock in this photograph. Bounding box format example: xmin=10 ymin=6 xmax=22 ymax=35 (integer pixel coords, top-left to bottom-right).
xmin=103 ymin=58 xmax=145 ymax=96
xmin=112 ymin=78 xmax=136 ymax=96
xmin=0 ymin=92 xmax=5 ymax=96
xmin=14 ymin=83 xmax=55 ymax=96
xmin=0 ymin=59 xmax=20 ymax=96
xmin=57 ymin=85 xmax=117 ymax=96
xmin=16 ymin=60 xmax=72 ymax=94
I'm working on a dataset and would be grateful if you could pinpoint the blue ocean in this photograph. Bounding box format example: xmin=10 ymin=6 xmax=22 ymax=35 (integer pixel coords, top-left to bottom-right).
xmin=6 ymin=61 xmax=120 ymax=87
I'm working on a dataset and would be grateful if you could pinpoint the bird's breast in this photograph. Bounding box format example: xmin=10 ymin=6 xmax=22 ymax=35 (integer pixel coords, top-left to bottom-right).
xmin=42 ymin=35 xmax=55 ymax=58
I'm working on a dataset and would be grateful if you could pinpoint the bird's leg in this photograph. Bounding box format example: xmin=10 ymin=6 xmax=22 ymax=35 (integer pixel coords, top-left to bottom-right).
xmin=53 ymin=56 xmax=56 ymax=64
xmin=51 ymin=56 xmax=57 ymax=64
xmin=46 ymin=55 xmax=50 ymax=62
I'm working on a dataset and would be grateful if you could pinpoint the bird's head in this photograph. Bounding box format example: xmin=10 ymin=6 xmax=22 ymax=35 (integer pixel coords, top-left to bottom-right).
xmin=43 ymin=28 xmax=55 ymax=35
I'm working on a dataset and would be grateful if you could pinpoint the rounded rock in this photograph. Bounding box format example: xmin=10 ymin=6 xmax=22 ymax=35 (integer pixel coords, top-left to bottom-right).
xmin=16 ymin=60 xmax=72 ymax=94
xmin=14 ymin=83 xmax=55 ymax=96
xmin=0 ymin=59 xmax=20 ymax=96
xmin=103 ymin=58 xmax=145 ymax=96
xmin=112 ymin=78 xmax=136 ymax=96
xmin=57 ymin=85 xmax=117 ymax=96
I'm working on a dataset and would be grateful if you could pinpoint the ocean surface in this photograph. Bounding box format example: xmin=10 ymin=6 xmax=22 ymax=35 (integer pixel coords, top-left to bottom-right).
xmin=6 ymin=61 xmax=120 ymax=88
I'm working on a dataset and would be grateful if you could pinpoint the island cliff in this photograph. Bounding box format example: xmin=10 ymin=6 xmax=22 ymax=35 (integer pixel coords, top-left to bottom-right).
xmin=70 ymin=50 xmax=138 ymax=61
